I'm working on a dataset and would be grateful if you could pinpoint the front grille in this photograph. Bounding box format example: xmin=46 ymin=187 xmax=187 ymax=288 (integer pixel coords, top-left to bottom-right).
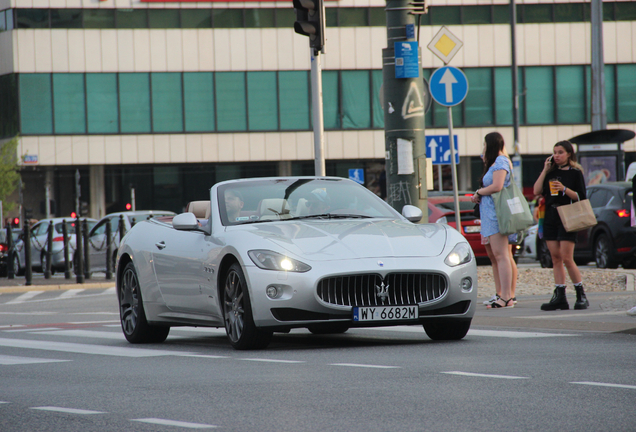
xmin=317 ymin=273 xmax=448 ymax=307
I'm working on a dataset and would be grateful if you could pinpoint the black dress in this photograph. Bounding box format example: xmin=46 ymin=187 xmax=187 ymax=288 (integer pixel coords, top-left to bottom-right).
xmin=541 ymin=167 xmax=586 ymax=242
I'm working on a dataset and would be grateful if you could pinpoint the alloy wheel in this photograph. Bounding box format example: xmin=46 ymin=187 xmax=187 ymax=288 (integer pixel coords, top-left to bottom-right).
xmin=120 ymin=266 xmax=140 ymax=336
xmin=223 ymin=269 xmax=245 ymax=343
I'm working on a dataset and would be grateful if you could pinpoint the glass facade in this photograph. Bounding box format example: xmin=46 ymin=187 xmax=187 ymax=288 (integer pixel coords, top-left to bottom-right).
xmin=4 ymin=65 xmax=636 ymax=139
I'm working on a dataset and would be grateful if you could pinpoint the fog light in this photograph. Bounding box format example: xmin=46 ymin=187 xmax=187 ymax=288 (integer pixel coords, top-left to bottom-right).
xmin=461 ymin=277 xmax=473 ymax=292
xmin=266 ymin=285 xmax=280 ymax=299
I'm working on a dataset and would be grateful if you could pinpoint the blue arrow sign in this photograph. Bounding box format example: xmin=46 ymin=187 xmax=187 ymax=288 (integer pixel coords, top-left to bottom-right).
xmin=429 ymin=66 xmax=469 ymax=107
xmin=426 ymin=135 xmax=459 ymax=165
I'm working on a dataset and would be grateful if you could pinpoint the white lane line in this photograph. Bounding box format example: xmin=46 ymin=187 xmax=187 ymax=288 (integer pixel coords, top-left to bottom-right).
xmin=30 ymin=330 xmax=132 ymax=340
xmin=5 ymin=291 xmax=45 ymax=304
xmin=441 ymin=371 xmax=530 ymax=380
xmin=4 ymin=328 xmax=63 ymax=333
xmin=170 ymin=327 xmax=227 ymax=335
xmin=58 ymin=289 xmax=85 ymax=299
xmin=240 ymin=358 xmax=305 ymax=364
xmin=571 ymin=381 xmax=636 ymax=390
xmin=468 ymin=329 xmax=579 ymax=338
xmin=519 ymin=311 xmax=632 ymax=319
xmin=0 ymin=355 xmax=71 ymax=365
xmin=131 ymin=418 xmax=217 ymax=429
xmin=31 ymin=406 xmax=107 ymax=415
xmin=103 ymin=287 xmax=116 ymax=294
xmin=0 ymin=338 xmax=196 ymax=358
xmin=68 ymin=320 xmax=119 ymax=324
xmin=0 ymin=325 xmax=24 ymax=329
xmin=330 ymin=363 xmax=400 ymax=369
xmin=72 ymin=312 xmax=119 ymax=315
xmin=178 ymin=354 xmax=230 ymax=359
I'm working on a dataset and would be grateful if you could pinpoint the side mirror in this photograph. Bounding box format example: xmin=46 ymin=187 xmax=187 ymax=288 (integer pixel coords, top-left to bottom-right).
xmin=172 ymin=213 xmax=200 ymax=231
xmin=402 ymin=205 xmax=423 ymax=223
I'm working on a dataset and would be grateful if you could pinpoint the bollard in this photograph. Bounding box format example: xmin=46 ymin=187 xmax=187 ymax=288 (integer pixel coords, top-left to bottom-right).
xmin=44 ymin=220 xmax=53 ymax=279
xmin=118 ymin=215 xmax=126 ymax=245
xmin=105 ymin=221 xmax=112 ymax=280
xmin=62 ymin=221 xmax=71 ymax=279
xmin=6 ymin=225 xmax=14 ymax=279
xmin=75 ymin=216 xmax=84 ymax=284
xmin=24 ymin=220 xmax=32 ymax=286
xmin=83 ymin=219 xmax=91 ymax=279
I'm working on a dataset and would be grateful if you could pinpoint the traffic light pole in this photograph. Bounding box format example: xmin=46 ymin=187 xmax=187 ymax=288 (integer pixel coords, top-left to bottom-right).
xmin=382 ymin=0 xmax=428 ymax=218
xmin=311 ymin=49 xmax=326 ymax=177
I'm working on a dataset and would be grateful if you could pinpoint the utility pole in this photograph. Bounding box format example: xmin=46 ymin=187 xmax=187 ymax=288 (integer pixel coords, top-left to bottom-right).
xmin=382 ymin=0 xmax=428 ymax=218
xmin=591 ymin=0 xmax=607 ymax=131
xmin=510 ymin=0 xmax=522 ymax=190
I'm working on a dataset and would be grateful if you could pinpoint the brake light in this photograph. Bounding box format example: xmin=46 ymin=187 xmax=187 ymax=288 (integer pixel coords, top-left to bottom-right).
xmin=616 ymin=209 xmax=630 ymax=218
xmin=0 ymin=244 xmax=6 ymax=252
xmin=53 ymin=236 xmax=64 ymax=242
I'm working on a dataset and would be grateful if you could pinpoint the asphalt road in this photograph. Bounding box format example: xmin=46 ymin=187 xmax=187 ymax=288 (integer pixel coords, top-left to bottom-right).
xmin=1 ymin=287 xmax=635 ymax=432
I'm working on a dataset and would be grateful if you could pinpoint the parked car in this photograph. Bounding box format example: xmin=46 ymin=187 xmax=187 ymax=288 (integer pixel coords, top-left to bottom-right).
xmin=29 ymin=218 xmax=97 ymax=273
xmin=0 ymin=228 xmax=24 ymax=276
xmin=116 ymin=177 xmax=478 ymax=349
xmin=86 ymin=211 xmax=175 ymax=273
xmin=531 ymin=182 xmax=636 ymax=269
xmin=428 ymin=192 xmax=524 ymax=264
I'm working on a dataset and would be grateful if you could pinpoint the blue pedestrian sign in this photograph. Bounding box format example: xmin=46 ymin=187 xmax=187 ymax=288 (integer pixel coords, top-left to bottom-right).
xmin=426 ymin=135 xmax=459 ymax=165
xmin=349 ymin=169 xmax=364 ymax=184
xmin=429 ymin=66 xmax=469 ymax=107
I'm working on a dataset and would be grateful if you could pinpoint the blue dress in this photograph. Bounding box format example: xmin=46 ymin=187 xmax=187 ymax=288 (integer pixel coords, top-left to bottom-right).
xmin=480 ymin=155 xmax=512 ymax=238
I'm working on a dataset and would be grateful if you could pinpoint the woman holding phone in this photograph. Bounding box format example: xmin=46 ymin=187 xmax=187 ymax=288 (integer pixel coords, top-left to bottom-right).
xmin=533 ymin=141 xmax=589 ymax=311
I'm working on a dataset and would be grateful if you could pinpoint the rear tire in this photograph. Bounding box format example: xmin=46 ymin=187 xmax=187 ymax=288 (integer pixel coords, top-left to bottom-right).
xmin=423 ymin=318 xmax=471 ymax=341
xmin=118 ymin=262 xmax=169 ymax=343
xmin=594 ymin=234 xmax=618 ymax=269
xmin=223 ymin=263 xmax=272 ymax=350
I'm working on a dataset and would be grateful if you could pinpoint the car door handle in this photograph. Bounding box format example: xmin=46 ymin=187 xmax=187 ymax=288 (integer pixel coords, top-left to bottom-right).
xmin=155 ymin=241 xmax=166 ymax=250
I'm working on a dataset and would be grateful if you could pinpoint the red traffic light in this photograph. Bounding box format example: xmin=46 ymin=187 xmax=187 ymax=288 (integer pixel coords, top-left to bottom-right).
xmin=125 ymin=203 xmax=132 ymax=210
xmin=12 ymin=217 xmax=20 ymax=226
xmin=70 ymin=211 xmax=77 ymax=218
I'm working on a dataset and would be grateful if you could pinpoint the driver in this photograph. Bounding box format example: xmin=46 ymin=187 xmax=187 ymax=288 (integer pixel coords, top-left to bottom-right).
xmin=225 ymin=189 xmax=244 ymax=222
xmin=306 ymin=188 xmax=330 ymax=214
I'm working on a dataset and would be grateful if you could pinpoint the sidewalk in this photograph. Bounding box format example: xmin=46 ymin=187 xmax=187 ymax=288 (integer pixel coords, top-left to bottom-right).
xmin=0 ymin=273 xmax=115 ymax=294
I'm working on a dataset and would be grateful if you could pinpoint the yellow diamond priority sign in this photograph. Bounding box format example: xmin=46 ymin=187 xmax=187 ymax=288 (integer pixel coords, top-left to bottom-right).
xmin=427 ymin=26 xmax=463 ymax=65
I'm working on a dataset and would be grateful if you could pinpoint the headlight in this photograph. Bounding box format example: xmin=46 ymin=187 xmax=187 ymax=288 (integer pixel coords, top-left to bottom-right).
xmin=248 ymin=250 xmax=311 ymax=272
xmin=444 ymin=242 xmax=472 ymax=267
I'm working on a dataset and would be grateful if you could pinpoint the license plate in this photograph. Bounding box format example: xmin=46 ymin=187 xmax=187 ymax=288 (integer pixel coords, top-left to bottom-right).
xmin=465 ymin=225 xmax=481 ymax=233
xmin=353 ymin=305 xmax=418 ymax=322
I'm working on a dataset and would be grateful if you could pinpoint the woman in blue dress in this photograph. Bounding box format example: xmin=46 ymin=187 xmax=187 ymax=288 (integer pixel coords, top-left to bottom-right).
xmin=471 ymin=132 xmax=515 ymax=308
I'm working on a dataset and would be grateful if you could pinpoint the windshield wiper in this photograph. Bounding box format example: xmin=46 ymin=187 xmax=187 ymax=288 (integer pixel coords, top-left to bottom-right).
xmin=287 ymin=213 xmax=373 ymax=220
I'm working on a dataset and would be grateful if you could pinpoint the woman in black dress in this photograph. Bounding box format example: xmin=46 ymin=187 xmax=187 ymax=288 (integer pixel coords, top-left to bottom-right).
xmin=532 ymin=140 xmax=589 ymax=311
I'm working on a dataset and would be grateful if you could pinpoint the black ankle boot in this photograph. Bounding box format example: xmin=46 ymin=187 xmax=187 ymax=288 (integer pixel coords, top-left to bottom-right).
xmin=541 ymin=286 xmax=569 ymax=311
xmin=574 ymin=285 xmax=589 ymax=310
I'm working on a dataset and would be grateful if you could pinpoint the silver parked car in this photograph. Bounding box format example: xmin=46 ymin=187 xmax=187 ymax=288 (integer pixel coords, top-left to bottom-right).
xmin=116 ymin=177 xmax=478 ymax=350
xmin=86 ymin=211 xmax=176 ymax=274
xmin=29 ymin=218 xmax=97 ymax=272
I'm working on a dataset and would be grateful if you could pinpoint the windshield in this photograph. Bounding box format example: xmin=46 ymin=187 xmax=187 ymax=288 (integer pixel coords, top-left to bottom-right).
xmin=218 ymin=178 xmax=398 ymax=225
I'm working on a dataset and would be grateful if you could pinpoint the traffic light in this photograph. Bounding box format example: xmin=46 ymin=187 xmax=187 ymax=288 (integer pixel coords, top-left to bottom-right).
xmin=71 ymin=211 xmax=77 ymax=219
xmin=12 ymin=217 xmax=19 ymax=227
xmin=293 ymin=0 xmax=325 ymax=51
xmin=125 ymin=203 xmax=132 ymax=211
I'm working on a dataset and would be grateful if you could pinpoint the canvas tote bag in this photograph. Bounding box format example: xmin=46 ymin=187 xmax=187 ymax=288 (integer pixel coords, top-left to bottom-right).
xmin=557 ymin=193 xmax=597 ymax=232
xmin=492 ymin=171 xmax=534 ymax=236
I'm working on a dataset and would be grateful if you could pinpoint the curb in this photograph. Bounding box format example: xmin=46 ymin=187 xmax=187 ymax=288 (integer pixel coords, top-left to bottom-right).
xmin=0 ymin=282 xmax=115 ymax=294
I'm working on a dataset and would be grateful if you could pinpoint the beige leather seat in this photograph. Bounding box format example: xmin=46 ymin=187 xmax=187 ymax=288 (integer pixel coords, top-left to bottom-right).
xmin=296 ymin=198 xmax=309 ymax=216
xmin=186 ymin=201 xmax=210 ymax=219
xmin=258 ymin=199 xmax=289 ymax=220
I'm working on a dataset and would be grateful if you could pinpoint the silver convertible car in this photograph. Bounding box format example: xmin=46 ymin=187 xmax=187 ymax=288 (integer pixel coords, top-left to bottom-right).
xmin=116 ymin=177 xmax=477 ymax=350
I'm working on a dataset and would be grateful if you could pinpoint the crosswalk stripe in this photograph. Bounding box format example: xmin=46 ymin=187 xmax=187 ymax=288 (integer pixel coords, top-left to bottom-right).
xmin=357 ymin=325 xmax=579 ymax=338
xmin=31 ymin=406 xmax=106 ymax=415
xmin=0 ymin=355 xmax=71 ymax=365
xmin=31 ymin=329 xmax=185 ymax=341
xmin=330 ymin=363 xmax=400 ymax=369
xmin=0 ymin=337 xmax=195 ymax=358
xmin=441 ymin=371 xmax=530 ymax=379
xmin=571 ymin=381 xmax=636 ymax=390
xmin=131 ymin=418 xmax=217 ymax=428
xmin=58 ymin=289 xmax=85 ymax=299
xmin=5 ymin=291 xmax=45 ymax=304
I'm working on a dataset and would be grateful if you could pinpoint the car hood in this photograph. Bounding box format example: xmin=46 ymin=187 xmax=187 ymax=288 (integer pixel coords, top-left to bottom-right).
xmin=241 ymin=219 xmax=447 ymax=261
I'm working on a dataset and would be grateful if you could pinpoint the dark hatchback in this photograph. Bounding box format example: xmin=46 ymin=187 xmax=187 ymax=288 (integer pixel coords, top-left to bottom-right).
xmin=537 ymin=182 xmax=636 ymax=268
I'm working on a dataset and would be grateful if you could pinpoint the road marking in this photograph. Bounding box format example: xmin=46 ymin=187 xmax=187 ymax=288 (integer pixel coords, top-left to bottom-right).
xmin=519 ymin=311 xmax=632 ymax=319
xmin=0 ymin=325 xmax=25 ymax=329
xmin=31 ymin=406 xmax=106 ymax=415
xmin=4 ymin=291 xmax=45 ymax=304
xmin=240 ymin=358 xmax=305 ymax=364
xmin=170 ymin=327 xmax=226 ymax=335
xmin=468 ymin=329 xmax=579 ymax=338
xmin=68 ymin=320 xmax=119 ymax=324
xmin=178 ymin=354 xmax=230 ymax=359
xmin=0 ymin=355 xmax=71 ymax=365
xmin=30 ymin=330 xmax=132 ymax=340
xmin=58 ymin=289 xmax=85 ymax=299
xmin=132 ymin=418 xmax=217 ymax=429
xmin=0 ymin=338 xmax=196 ymax=358
xmin=330 ymin=363 xmax=400 ymax=369
xmin=441 ymin=371 xmax=530 ymax=380
xmin=571 ymin=381 xmax=636 ymax=390
xmin=4 ymin=327 xmax=63 ymax=333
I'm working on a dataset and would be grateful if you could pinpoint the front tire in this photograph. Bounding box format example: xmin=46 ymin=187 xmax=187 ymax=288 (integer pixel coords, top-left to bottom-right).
xmin=423 ymin=318 xmax=472 ymax=341
xmin=223 ymin=263 xmax=272 ymax=350
xmin=594 ymin=234 xmax=618 ymax=269
xmin=119 ymin=262 xmax=169 ymax=343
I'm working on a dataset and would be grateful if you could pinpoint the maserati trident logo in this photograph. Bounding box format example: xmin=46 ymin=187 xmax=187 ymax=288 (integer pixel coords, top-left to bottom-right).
xmin=376 ymin=281 xmax=390 ymax=304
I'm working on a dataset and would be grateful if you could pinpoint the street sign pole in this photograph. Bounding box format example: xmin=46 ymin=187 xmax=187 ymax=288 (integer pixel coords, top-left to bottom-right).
xmin=447 ymin=107 xmax=461 ymax=234
xmin=311 ymin=49 xmax=326 ymax=176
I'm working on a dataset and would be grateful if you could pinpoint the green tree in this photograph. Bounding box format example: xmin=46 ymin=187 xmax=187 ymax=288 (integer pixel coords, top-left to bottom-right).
xmin=0 ymin=136 xmax=21 ymax=212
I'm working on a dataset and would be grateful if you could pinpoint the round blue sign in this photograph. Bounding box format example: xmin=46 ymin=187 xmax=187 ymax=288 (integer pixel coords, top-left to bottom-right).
xmin=429 ymin=66 xmax=469 ymax=107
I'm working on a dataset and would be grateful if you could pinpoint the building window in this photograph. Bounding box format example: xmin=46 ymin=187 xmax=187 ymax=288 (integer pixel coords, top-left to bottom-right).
xmin=212 ymin=9 xmax=243 ymax=28
xmin=338 ymin=8 xmax=368 ymax=27
xmin=215 ymin=72 xmax=247 ymax=131
xmin=464 ymin=68 xmax=493 ymax=126
xmin=278 ymin=71 xmax=309 ymax=131
xmin=86 ymin=73 xmax=118 ymax=134
xmin=119 ymin=73 xmax=151 ymax=133
xmin=463 ymin=5 xmax=492 ymax=25
xmin=524 ymin=67 xmax=554 ymax=124
xmin=116 ymin=10 xmax=147 ymax=28
xmin=152 ymin=73 xmax=184 ymax=133
xmin=341 ymin=70 xmax=370 ymax=129
xmin=617 ymin=64 xmax=636 ymax=123
xmin=247 ymin=71 xmax=278 ymax=131
xmin=556 ymin=66 xmax=585 ymax=124
xmin=0 ymin=74 xmax=19 ymax=138
xmin=148 ymin=9 xmax=180 ymax=29
xmin=53 ymin=73 xmax=86 ymax=134
xmin=323 ymin=71 xmax=341 ymax=129
xmin=604 ymin=65 xmax=616 ymax=124
xmin=180 ymin=10 xmax=211 ymax=28
xmin=84 ymin=9 xmax=115 ymax=29
xmin=50 ymin=9 xmax=82 ymax=28
xmin=430 ymin=6 xmax=461 ymax=25
xmin=16 ymin=9 xmax=49 ymax=28
xmin=372 ymin=70 xmax=384 ymax=129
xmin=245 ymin=9 xmax=274 ymax=28
xmin=494 ymin=67 xmax=513 ymax=126
xmin=20 ymin=74 xmax=53 ymax=134
xmin=184 ymin=72 xmax=215 ymax=132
